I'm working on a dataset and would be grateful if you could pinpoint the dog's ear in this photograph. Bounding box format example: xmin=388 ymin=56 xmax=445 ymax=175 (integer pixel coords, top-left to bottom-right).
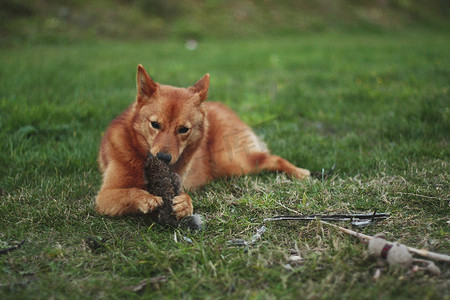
xmin=137 ymin=65 xmax=158 ymax=101
xmin=190 ymin=74 xmax=209 ymax=103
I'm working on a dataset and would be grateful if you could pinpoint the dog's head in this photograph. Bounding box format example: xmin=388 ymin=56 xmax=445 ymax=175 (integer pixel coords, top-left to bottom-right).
xmin=132 ymin=65 xmax=209 ymax=166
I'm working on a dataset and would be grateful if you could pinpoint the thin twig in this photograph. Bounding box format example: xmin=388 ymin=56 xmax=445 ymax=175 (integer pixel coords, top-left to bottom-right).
xmin=264 ymin=213 xmax=390 ymax=222
xmin=0 ymin=240 xmax=25 ymax=255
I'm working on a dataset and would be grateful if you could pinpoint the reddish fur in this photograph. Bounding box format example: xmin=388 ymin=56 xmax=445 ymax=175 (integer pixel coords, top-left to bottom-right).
xmin=95 ymin=65 xmax=310 ymax=217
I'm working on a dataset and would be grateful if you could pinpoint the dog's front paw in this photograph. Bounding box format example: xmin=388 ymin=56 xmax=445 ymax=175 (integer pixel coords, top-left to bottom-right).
xmin=293 ymin=167 xmax=311 ymax=180
xmin=137 ymin=194 xmax=163 ymax=214
xmin=172 ymin=193 xmax=193 ymax=219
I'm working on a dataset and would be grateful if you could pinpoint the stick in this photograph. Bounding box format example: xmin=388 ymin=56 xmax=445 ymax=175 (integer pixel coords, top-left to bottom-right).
xmin=320 ymin=221 xmax=450 ymax=263
xmin=0 ymin=240 xmax=25 ymax=255
xmin=264 ymin=212 xmax=390 ymax=222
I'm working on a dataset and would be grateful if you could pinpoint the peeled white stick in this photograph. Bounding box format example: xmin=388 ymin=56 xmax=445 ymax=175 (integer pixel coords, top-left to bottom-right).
xmin=320 ymin=221 xmax=450 ymax=263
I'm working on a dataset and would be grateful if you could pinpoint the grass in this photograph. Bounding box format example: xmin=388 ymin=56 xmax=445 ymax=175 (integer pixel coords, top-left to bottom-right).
xmin=0 ymin=31 xmax=449 ymax=299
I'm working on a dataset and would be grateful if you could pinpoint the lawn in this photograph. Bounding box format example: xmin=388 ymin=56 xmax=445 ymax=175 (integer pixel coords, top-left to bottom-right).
xmin=0 ymin=31 xmax=449 ymax=299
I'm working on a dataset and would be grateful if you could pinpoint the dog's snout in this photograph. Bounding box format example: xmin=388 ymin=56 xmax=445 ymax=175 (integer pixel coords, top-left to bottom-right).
xmin=156 ymin=152 xmax=172 ymax=164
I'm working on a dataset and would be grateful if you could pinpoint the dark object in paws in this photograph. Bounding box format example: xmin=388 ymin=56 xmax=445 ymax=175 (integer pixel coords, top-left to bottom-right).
xmin=144 ymin=153 xmax=181 ymax=227
xmin=144 ymin=153 xmax=203 ymax=230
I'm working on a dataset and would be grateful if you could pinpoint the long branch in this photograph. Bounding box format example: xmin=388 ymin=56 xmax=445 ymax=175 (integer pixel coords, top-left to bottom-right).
xmin=320 ymin=221 xmax=450 ymax=263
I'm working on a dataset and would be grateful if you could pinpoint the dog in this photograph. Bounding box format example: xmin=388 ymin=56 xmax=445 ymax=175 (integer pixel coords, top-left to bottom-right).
xmin=95 ymin=65 xmax=310 ymax=218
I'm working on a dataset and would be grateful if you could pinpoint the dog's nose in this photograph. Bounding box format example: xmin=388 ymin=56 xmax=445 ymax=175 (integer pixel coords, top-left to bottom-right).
xmin=156 ymin=152 xmax=172 ymax=164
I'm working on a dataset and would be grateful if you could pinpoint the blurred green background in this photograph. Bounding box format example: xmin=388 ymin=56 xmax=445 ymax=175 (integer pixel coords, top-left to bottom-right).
xmin=1 ymin=0 xmax=449 ymax=43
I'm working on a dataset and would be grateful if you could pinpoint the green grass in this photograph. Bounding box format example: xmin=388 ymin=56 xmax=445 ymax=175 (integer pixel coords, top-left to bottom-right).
xmin=0 ymin=31 xmax=449 ymax=299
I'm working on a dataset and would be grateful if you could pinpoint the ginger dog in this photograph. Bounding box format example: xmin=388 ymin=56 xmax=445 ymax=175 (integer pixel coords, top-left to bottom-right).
xmin=95 ymin=65 xmax=310 ymax=218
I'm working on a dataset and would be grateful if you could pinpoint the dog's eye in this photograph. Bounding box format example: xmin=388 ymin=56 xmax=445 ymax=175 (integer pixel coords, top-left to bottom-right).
xmin=151 ymin=121 xmax=160 ymax=129
xmin=178 ymin=126 xmax=189 ymax=134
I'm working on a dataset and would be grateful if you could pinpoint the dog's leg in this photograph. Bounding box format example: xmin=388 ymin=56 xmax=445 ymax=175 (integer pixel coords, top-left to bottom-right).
xmin=172 ymin=193 xmax=193 ymax=219
xmin=95 ymin=162 xmax=163 ymax=216
xmin=95 ymin=188 xmax=163 ymax=216
xmin=206 ymin=128 xmax=310 ymax=180
xmin=246 ymin=152 xmax=310 ymax=180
